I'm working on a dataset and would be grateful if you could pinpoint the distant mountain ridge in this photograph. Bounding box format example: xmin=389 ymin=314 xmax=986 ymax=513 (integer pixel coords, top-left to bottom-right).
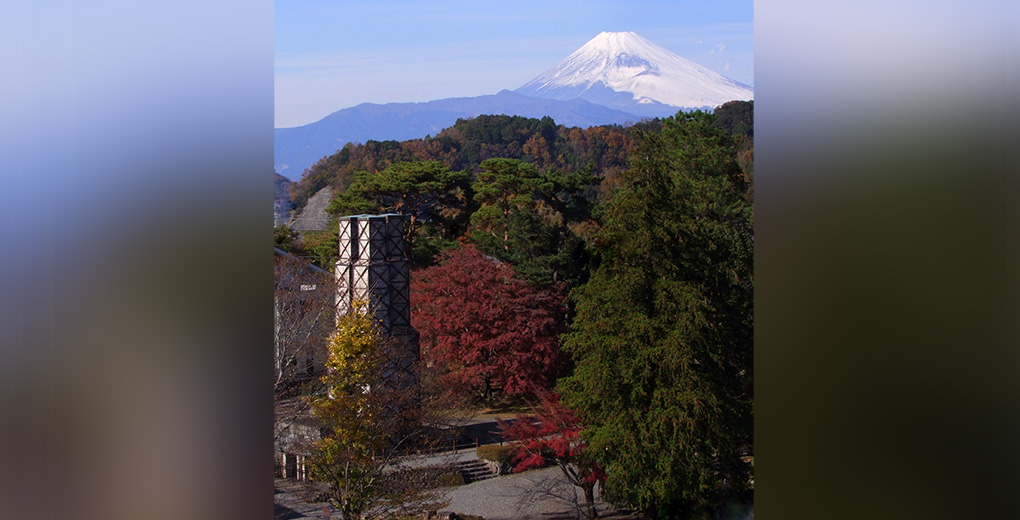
xmin=275 ymin=31 xmax=753 ymax=181
xmin=274 ymin=90 xmax=644 ymax=180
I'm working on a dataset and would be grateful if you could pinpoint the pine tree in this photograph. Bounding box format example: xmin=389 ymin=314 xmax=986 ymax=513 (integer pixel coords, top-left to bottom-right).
xmin=326 ymin=161 xmax=471 ymax=266
xmin=470 ymin=158 xmax=597 ymax=287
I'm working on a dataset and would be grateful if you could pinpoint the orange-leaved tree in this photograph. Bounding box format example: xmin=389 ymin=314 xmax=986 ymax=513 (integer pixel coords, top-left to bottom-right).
xmin=499 ymin=391 xmax=605 ymax=519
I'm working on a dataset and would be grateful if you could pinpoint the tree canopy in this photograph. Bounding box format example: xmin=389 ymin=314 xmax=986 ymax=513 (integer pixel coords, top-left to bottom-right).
xmin=289 ymin=114 xmax=650 ymax=210
xmin=307 ymin=302 xmax=446 ymax=520
xmin=500 ymin=391 xmax=606 ymax=519
xmin=467 ymin=158 xmax=598 ymax=287
xmin=327 ymin=160 xmax=470 ymax=265
xmin=411 ymin=245 xmax=567 ymax=401
xmin=560 ymin=110 xmax=754 ymax=518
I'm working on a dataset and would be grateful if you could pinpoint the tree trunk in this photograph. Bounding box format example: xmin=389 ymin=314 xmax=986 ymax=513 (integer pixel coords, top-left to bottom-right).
xmin=503 ymin=195 xmax=510 ymax=251
xmin=405 ymin=213 xmax=417 ymax=264
xmin=583 ymin=483 xmax=597 ymax=519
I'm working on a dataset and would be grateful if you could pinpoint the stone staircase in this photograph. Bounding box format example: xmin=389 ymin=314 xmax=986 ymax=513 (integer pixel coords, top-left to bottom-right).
xmin=455 ymin=458 xmax=497 ymax=483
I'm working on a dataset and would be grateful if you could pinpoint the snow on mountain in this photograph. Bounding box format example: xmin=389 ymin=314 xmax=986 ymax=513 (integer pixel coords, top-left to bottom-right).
xmin=517 ymin=31 xmax=753 ymax=117
xmin=274 ymin=31 xmax=754 ymax=180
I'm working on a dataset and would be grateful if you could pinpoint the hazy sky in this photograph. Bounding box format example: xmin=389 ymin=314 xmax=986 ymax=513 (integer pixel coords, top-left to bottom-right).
xmin=275 ymin=0 xmax=753 ymax=128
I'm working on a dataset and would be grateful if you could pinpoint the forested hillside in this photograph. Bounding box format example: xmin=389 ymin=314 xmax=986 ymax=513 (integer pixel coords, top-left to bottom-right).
xmin=290 ymin=103 xmax=751 ymax=209
xmin=274 ymin=172 xmax=293 ymax=226
xmin=290 ymin=115 xmax=659 ymax=210
xmin=274 ymin=172 xmax=292 ymax=210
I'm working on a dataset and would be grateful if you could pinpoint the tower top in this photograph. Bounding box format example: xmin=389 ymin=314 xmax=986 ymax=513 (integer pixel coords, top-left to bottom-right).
xmin=336 ymin=213 xmax=407 ymax=221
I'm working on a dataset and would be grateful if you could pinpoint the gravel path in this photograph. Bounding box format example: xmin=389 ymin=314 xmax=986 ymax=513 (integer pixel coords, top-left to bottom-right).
xmin=275 ymin=454 xmax=613 ymax=520
xmin=441 ymin=466 xmax=608 ymax=520
xmin=274 ymin=478 xmax=333 ymax=519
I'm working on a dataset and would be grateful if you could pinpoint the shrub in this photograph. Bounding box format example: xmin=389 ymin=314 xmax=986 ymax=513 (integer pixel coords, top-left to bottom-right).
xmin=476 ymin=444 xmax=516 ymax=468
xmin=434 ymin=470 xmax=465 ymax=488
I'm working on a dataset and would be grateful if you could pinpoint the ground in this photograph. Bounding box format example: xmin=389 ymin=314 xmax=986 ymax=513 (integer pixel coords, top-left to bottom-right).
xmin=274 ymin=452 xmax=635 ymax=520
xmin=273 ymin=405 xmax=641 ymax=519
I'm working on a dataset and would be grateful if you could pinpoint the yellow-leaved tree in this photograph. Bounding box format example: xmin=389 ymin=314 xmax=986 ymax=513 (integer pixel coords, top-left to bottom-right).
xmin=306 ymin=300 xmax=449 ymax=520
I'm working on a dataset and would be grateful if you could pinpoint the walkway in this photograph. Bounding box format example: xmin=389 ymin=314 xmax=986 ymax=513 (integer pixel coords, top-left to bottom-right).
xmin=275 ymin=462 xmax=616 ymax=520
xmin=273 ymin=413 xmax=621 ymax=519
xmin=441 ymin=465 xmax=609 ymax=520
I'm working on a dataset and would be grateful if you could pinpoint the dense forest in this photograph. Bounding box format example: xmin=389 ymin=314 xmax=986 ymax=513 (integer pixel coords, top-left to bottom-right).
xmin=283 ymin=101 xmax=751 ymax=272
xmin=277 ymin=101 xmax=754 ymax=519
xmin=290 ymin=114 xmax=653 ymax=210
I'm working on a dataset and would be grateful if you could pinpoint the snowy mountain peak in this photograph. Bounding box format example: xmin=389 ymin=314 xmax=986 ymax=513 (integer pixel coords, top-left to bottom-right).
xmin=580 ymin=31 xmax=662 ymax=59
xmin=517 ymin=31 xmax=752 ymax=116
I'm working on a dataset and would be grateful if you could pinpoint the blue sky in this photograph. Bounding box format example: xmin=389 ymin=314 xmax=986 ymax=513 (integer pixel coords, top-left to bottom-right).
xmin=275 ymin=0 xmax=753 ymax=128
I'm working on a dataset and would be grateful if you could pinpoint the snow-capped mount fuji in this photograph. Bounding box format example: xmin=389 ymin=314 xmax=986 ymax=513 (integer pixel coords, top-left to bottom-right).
xmin=516 ymin=31 xmax=753 ymax=118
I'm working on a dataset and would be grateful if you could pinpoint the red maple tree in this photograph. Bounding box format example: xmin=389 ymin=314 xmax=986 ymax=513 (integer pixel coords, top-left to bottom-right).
xmin=410 ymin=245 xmax=566 ymax=400
xmin=500 ymin=391 xmax=606 ymax=519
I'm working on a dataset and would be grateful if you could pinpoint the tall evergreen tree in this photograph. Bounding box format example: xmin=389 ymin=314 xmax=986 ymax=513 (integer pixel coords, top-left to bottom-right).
xmin=560 ymin=111 xmax=753 ymax=518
